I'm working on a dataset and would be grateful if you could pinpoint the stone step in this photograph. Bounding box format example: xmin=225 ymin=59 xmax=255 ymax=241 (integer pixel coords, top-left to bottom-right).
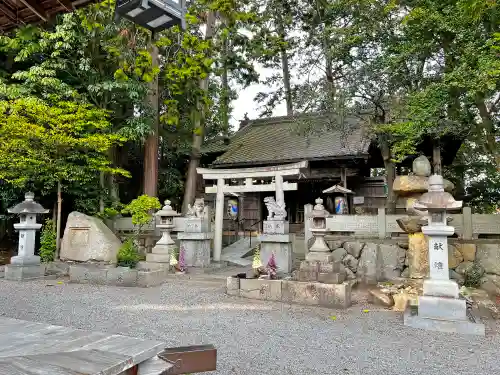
xmin=220 ymin=238 xmax=260 ymax=267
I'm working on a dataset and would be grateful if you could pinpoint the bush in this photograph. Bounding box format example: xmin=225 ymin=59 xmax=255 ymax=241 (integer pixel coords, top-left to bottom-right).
xmin=117 ymin=239 xmax=141 ymax=268
xmin=463 ymin=263 xmax=484 ymax=288
xmin=39 ymin=219 xmax=56 ymax=263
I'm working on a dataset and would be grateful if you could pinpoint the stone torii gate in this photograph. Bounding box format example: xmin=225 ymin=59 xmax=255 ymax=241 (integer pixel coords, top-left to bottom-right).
xmin=197 ymin=161 xmax=308 ymax=261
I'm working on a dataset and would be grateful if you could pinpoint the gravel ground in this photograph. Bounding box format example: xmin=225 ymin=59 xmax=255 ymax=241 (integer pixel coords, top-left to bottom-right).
xmin=0 ymin=277 xmax=499 ymax=375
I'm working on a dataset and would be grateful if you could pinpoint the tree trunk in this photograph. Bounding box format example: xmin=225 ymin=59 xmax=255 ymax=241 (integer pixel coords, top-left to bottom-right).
xmin=380 ymin=140 xmax=396 ymax=214
xmin=55 ymin=181 xmax=62 ymax=260
xmin=143 ymin=40 xmax=160 ymax=197
xmin=182 ymin=11 xmax=217 ymax=213
xmin=432 ymin=144 xmax=442 ymax=175
xmin=221 ymin=18 xmax=230 ymax=136
xmin=108 ymin=146 xmax=119 ymax=202
xmin=99 ymin=172 xmax=105 ymax=213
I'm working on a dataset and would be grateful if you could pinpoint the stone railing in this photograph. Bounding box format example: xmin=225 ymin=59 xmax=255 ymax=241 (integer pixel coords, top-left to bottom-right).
xmin=302 ymin=205 xmax=500 ymax=251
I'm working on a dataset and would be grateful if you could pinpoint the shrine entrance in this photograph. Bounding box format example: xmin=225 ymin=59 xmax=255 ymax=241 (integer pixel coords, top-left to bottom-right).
xmin=196 ymin=161 xmax=308 ymax=261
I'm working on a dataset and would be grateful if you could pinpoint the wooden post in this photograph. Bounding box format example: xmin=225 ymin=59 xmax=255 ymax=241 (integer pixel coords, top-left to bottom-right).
xmin=55 ymin=181 xmax=62 ymax=260
xmin=433 ymin=144 xmax=442 ymax=175
xmin=462 ymin=206 xmax=473 ymax=240
xmin=304 ymin=204 xmax=313 ymax=253
xmin=378 ymin=207 xmax=387 ymax=239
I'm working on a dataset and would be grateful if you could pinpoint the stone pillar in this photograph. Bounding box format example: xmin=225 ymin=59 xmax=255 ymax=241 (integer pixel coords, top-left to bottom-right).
xmin=260 ymin=219 xmax=293 ymax=273
xmin=213 ymin=178 xmax=224 ymax=262
xmin=178 ymin=216 xmax=213 ymax=268
xmin=5 ymin=192 xmax=49 ymax=281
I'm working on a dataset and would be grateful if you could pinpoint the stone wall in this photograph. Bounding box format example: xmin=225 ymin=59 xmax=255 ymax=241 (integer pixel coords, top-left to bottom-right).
xmin=326 ymin=240 xmax=500 ymax=288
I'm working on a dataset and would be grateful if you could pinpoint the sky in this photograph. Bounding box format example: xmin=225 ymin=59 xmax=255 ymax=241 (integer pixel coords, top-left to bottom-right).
xmin=229 ymin=64 xmax=287 ymax=130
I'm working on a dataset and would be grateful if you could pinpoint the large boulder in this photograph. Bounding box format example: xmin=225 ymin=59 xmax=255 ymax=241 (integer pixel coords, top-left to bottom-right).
xmin=476 ymin=244 xmax=500 ymax=276
xmin=480 ymin=274 xmax=500 ymax=296
xmin=457 ymin=243 xmax=477 ymax=262
xmin=343 ymin=242 xmax=365 ymax=258
xmin=448 ymin=244 xmax=464 ymax=269
xmin=358 ymin=243 xmax=382 ymax=284
xmin=412 ymin=155 xmax=431 ymax=177
xmin=331 ymin=248 xmax=347 ymax=263
xmin=406 ymin=233 xmax=429 ymax=279
xmin=342 ymin=254 xmax=359 ymax=273
xmin=60 ymin=212 xmax=122 ymax=263
xmin=393 ymin=175 xmax=455 ymax=196
xmin=379 ymin=244 xmax=406 ymax=279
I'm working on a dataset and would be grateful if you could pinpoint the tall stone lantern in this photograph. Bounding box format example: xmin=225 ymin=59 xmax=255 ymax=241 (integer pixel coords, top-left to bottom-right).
xmin=404 ymin=175 xmax=485 ymax=335
xmin=5 ymin=192 xmax=49 ymax=281
xmin=146 ymin=200 xmax=179 ymax=265
xmin=305 ymin=198 xmax=332 ymax=262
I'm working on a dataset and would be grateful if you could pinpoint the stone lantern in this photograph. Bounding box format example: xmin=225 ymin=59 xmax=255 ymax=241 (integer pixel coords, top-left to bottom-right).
xmin=404 ymin=175 xmax=484 ymax=335
xmin=146 ymin=200 xmax=179 ymax=265
xmin=5 ymin=192 xmax=49 ymax=281
xmin=305 ymin=198 xmax=332 ymax=262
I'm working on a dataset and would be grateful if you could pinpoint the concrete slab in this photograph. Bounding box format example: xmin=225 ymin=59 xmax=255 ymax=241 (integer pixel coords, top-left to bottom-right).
xmin=403 ymin=309 xmax=485 ymax=336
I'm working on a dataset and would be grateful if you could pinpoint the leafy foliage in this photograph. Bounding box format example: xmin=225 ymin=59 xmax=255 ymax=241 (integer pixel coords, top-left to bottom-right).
xmin=116 ymin=238 xmax=141 ymax=268
xmin=121 ymin=195 xmax=161 ymax=236
xmin=39 ymin=219 xmax=56 ymax=263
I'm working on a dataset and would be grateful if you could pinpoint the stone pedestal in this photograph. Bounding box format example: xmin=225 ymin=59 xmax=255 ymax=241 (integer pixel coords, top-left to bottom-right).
xmin=178 ymin=217 xmax=213 ymax=268
xmin=260 ymin=220 xmax=293 ymax=273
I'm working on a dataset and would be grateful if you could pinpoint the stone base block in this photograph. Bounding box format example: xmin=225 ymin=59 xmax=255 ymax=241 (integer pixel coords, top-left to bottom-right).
xmin=263 ymin=220 xmax=289 ymax=234
xmin=305 ymin=252 xmax=333 ymax=262
xmin=318 ymin=272 xmax=346 ymax=284
xmin=404 ymin=309 xmax=485 ymax=336
xmin=239 ymin=278 xmax=282 ymax=301
xmin=106 ymin=267 xmax=139 ymax=287
xmin=282 ymin=281 xmax=352 ymax=308
xmin=146 ymin=253 xmax=171 ymax=263
xmin=44 ymin=261 xmax=70 ymax=277
xmin=10 ymin=255 xmax=41 ymax=266
xmin=226 ymin=277 xmax=240 ymax=296
xmin=181 ymin=239 xmax=211 ymax=268
xmin=229 ymin=278 xmax=353 ymax=308
xmin=295 ymin=269 xmax=318 ymax=282
xmin=137 ymin=269 xmax=168 ymax=287
xmin=423 ymin=279 xmax=459 ymax=298
xmin=69 ymin=265 xmax=168 ymax=288
xmin=137 ymin=261 xmax=168 ymax=271
xmin=260 ymin=241 xmax=293 ymax=273
xmin=5 ymin=264 xmax=44 ymax=281
xmin=418 ymin=296 xmax=467 ymax=321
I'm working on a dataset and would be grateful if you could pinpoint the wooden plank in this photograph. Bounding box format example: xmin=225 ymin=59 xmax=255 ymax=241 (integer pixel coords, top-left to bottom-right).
xmin=57 ymin=0 xmax=75 ymax=11
xmin=0 ymin=317 xmax=168 ymax=375
xmin=18 ymin=0 xmax=48 ymax=21
xmin=204 ymin=182 xmax=298 ymax=194
xmin=21 ymin=349 xmax=133 ymax=375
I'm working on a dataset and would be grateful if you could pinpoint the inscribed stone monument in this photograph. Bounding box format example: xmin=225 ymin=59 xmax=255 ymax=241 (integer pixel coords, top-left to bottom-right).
xmin=60 ymin=212 xmax=122 ymax=263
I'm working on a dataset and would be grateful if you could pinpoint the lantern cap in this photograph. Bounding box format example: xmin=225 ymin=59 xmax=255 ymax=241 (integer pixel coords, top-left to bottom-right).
xmin=155 ymin=200 xmax=180 ymax=217
xmin=8 ymin=192 xmax=49 ymax=215
xmin=308 ymin=198 xmax=329 ymax=218
xmin=413 ymin=175 xmax=463 ymax=211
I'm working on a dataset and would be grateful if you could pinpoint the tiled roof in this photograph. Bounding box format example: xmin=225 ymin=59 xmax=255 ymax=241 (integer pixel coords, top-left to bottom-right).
xmin=210 ymin=113 xmax=372 ymax=167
